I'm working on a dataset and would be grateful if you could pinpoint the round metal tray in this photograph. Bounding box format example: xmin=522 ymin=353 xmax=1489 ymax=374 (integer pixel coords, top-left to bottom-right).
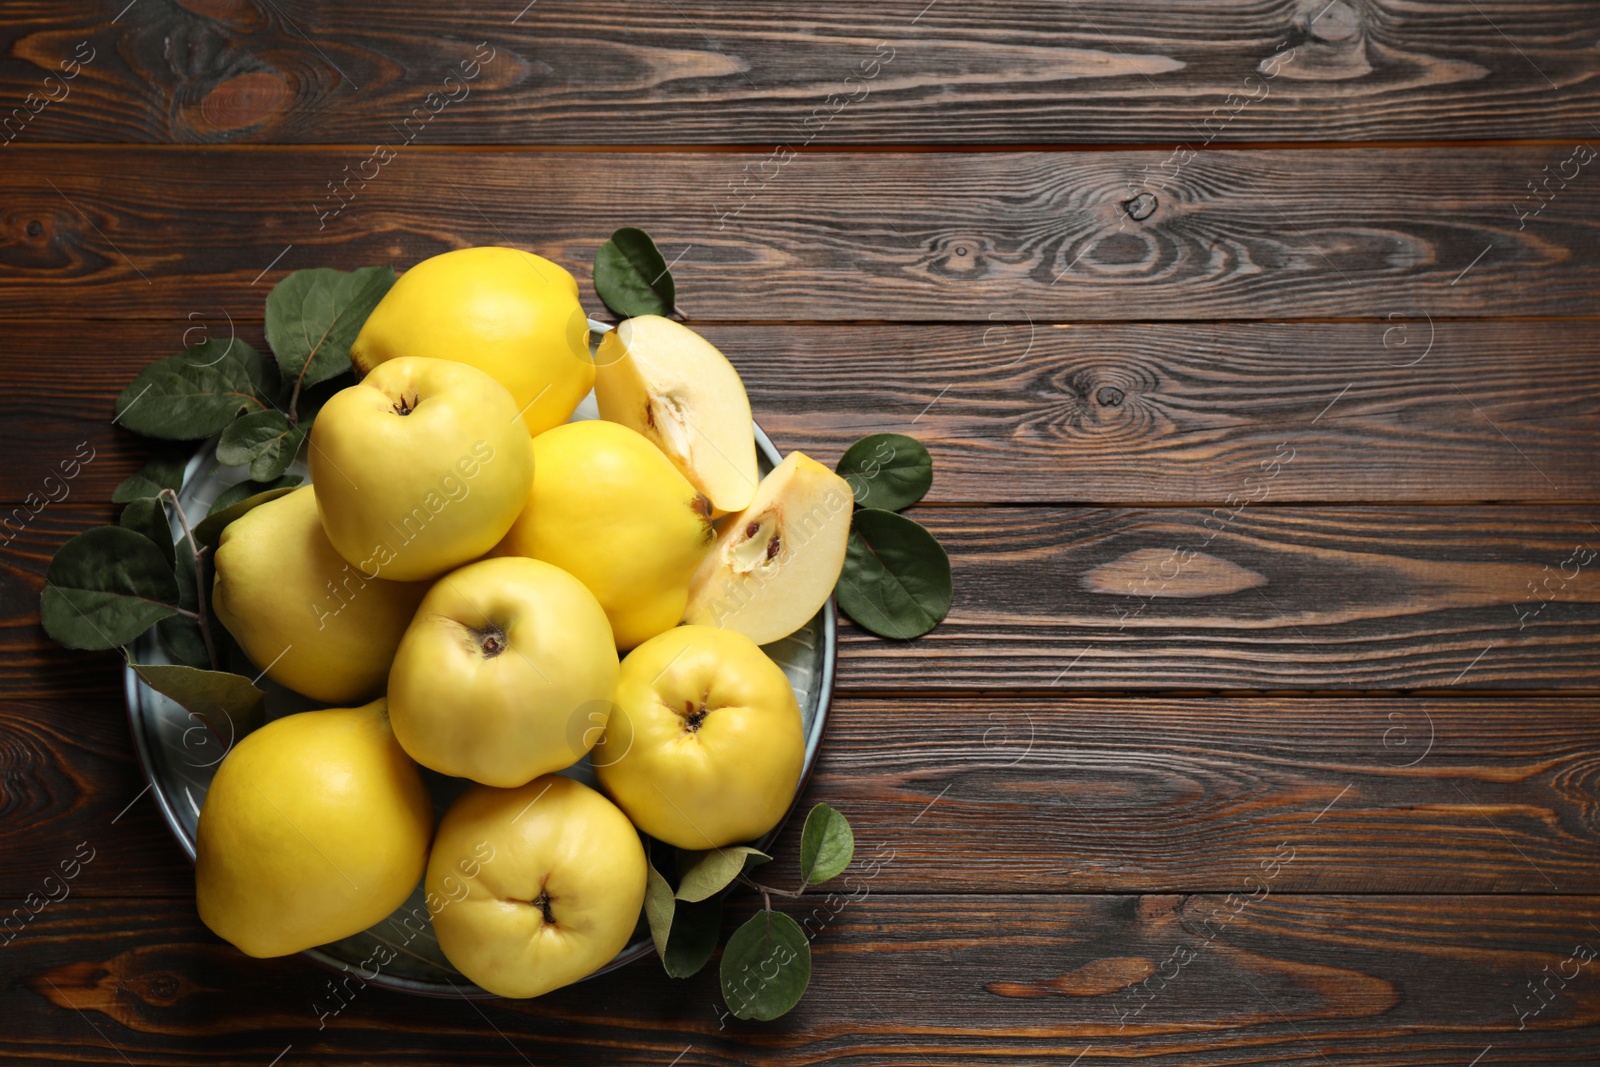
xmin=123 ymin=322 xmax=836 ymax=997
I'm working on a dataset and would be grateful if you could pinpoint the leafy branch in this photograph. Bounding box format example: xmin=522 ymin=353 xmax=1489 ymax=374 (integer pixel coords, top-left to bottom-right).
xmin=44 ymin=265 xmax=395 ymax=740
xmin=265 ymin=266 xmax=395 ymax=425
xmin=643 ymin=803 xmax=856 ymax=1021
xmin=159 ymin=487 xmax=218 ymax=671
xmin=833 ymin=433 xmax=952 ymax=639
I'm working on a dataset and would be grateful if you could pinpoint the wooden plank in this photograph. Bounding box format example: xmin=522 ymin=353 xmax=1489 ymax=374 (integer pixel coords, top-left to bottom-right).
xmin=880 ymin=504 xmax=1600 ymax=691
xmin=1 ymin=3 xmax=1597 ymax=144
xmin=3 ymin=319 xmax=1598 ymax=507
xmin=2 ymin=894 xmax=1597 ymax=1062
xmin=6 ymin=694 xmax=1600 ymax=899
xmin=2 ymin=147 xmax=1597 ymax=321
xmin=786 ymin=696 xmax=1600 ymax=894
xmin=5 ymin=504 xmax=1599 ymax=698
xmin=0 ymin=698 xmax=184 ymax=901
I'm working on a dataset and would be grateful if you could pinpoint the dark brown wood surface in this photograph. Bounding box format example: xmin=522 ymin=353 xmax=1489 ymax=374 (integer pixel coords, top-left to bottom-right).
xmin=2 ymin=1 xmax=1597 ymax=1064
xmin=5 ymin=319 xmax=1600 ymax=505
xmin=7 ymin=504 xmax=1600 ymax=698
xmin=1 ymin=2 xmax=1597 ymax=144
xmin=4 ymin=146 xmax=1599 ymax=321
xmin=5 ymin=894 xmax=1600 ymax=1064
xmin=6 ymin=693 xmax=1599 ymax=898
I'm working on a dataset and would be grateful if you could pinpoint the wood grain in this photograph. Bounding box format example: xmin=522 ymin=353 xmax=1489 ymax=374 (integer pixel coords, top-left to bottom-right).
xmin=3 ymin=3 xmax=1598 ymax=1060
xmin=6 ymin=504 xmax=1599 ymax=698
xmin=1 ymin=2 xmax=1597 ymax=144
xmin=2 ymin=894 xmax=1597 ymax=1064
xmin=873 ymin=504 xmax=1600 ymax=691
xmin=785 ymin=696 xmax=1600 ymax=894
xmin=3 ymin=319 xmax=1598 ymax=507
xmin=0 ymin=694 xmax=180 ymax=896
xmin=3 ymin=147 xmax=1598 ymax=321
xmin=6 ymin=693 xmax=1600 ymax=899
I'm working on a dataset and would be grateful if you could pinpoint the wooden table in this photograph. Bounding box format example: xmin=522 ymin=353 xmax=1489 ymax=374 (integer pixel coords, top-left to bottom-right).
xmin=3 ymin=2 xmax=1599 ymax=1063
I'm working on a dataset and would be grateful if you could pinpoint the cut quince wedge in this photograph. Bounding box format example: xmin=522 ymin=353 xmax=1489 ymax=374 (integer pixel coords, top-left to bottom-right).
xmin=683 ymin=451 xmax=852 ymax=645
xmin=595 ymin=315 xmax=759 ymax=514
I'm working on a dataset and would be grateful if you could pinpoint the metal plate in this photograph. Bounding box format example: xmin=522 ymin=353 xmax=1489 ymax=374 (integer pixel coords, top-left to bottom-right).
xmin=123 ymin=321 xmax=836 ymax=997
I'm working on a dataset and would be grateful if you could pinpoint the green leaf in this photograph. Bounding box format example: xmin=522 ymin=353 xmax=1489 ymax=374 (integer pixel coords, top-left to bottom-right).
xmin=119 ymin=496 xmax=174 ymax=568
xmin=229 ymin=338 xmax=279 ymax=400
xmin=645 ymin=854 xmax=726 ymax=979
xmin=170 ymin=537 xmax=198 ymax=610
xmin=158 ymin=617 xmax=211 ymax=669
xmin=645 ymin=858 xmax=676 ymax=960
xmin=216 ymin=409 xmax=304 ymax=481
xmin=676 ymin=846 xmax=771 ymax=903
xmin=593 ymin=227 xmax=675 ymax=318
xmin=40 ymin=527 xmax=180 ymax=650
xmin=130 ymin=663 xmax=265 ymax=752
xmin=799 ymin=803 xmax=855 ymax=884
xmin=208 ymin=475 xmax=301 ymax=516
xmin=265 ymin=266 xmax=395 ymax=392
xmin=836 ymin=433 xmax=933 ymax=511
xmin=112 ymin=454 xmax=187 ymax=503
xmin=720 ymin=911 xmax=811 ymax=1021
xmin=158 ymin=534 xmax=210 ymax=668
xmin=664 ymin=896 xmax=723 ymax=979
xmin=113 ymin=339 xmax=267 ymax=440
xmin=836 ymin=509 xmax=952 ymax=640
xmin=194 ymin=485 xmax=298 ymax=549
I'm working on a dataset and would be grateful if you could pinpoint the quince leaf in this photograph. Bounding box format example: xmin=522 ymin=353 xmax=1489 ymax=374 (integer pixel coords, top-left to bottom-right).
xmin=158 ymin=535 xmax=211 ymax=668
xmin=130 ymin=663 xmax=265 ymax=753
xmin=836 ymin=509 xmax=951 ymax=640
xmin=720 ymin=911 xmax=811 ymax=1021
xmin=208 ymin=475 xmax=301 ymax=516
xmin=593 ymin=227 xmax=675 ymax=318
xmin=266 ymin=266 xmax=395 ymax=393
xmin=836 ymin=433 xmax=933 ymax=511
xmin=799 ymin=803 xmax=854 ymax=885
xmin=216 ymin=409 xmax=304 ymax=481
xmin=112 ymin=453 xmax=187 ymax=503
xmin=663 ymin=896 xmax=723 ymax=979
xmin=676 ymin=846 xmax=771 ymax=903
xmin=40 ymin=526 xmax=180 ymax=649
xmin=119 ymin=496 xmax=175 ymax=568
xmin=157 ymin=618 xmax=211 ymax=669
xmin=229 ymin=337 xmax=281 ymax=401
xmin=645 ymin=853 xmax=725 ymax=978
xmin=113 ymin=339 xmax=268 ymax=440
xmin=644 ymin=858 xmax=676 ymax=960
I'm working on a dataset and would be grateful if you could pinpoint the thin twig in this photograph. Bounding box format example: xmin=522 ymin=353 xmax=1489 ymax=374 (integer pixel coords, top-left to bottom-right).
xmin=160 ymin=489 xmax=220 ymax=671
xmin=738 ymin=873 xmax=804 ymax=899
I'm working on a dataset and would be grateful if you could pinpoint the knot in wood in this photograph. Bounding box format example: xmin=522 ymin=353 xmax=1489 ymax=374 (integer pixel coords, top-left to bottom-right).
xmin=937 ymin=236 xmax=986 ymax=275
xmin=1096 ymin=386 xmax=1125 ymax=408
xmin=1308 ymin=0 xmax=1360 ymax=42
xmin=25 ymin=220 xmax=43 ymax=237
xmin=1123 ymin=192 xmax=1157 ymax=221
